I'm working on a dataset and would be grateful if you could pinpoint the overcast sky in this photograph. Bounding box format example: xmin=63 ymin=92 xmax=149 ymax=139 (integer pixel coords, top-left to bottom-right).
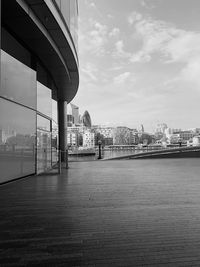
xmin=73 ymin=0 xmax=200 ymax=132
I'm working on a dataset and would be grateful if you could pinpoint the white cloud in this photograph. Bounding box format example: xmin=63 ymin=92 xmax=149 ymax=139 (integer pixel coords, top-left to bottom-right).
xmin=80 ymin=63 xmax=98 ymax=83
xmin=109 ymin=27 xmax=120 ymax=37
xmin=180 ymin=58 xmax=200 ymax=86
xmin=113 ymin=72 xmax=131 ymax=84
xmin=140 ymin=0 xmax=155 ymax=9
xmin=128 ymin=11 xmax=200 ymax=88
xmin=128 ymin=12 xmax=142 ymax=25
xmin=164 ymin=31 xmax=200 ymax=63
xmin=130 ymin=17 xmax=174 ymax=62
xmin=112 ymin=40 xmax=131 ymax=59
xmin=89 ymin=2 xmax=96 ymax=8
xmin=79 ymin=19 xmax=108 ymax=57
xmin=107 ymin=14 xmax=114 ymax=19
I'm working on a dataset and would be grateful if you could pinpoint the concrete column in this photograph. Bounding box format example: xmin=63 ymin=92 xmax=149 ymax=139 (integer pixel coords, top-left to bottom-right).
xmin=58 ymin=100 xmax=67 ymax=162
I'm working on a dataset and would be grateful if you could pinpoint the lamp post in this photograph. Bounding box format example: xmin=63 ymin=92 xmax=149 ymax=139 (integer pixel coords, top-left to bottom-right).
xmin=98 ymin=140 xmax=102 ymax=159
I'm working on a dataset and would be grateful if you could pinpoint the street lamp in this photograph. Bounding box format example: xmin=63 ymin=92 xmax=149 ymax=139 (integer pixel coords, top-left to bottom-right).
xmin=98 ymin=140 xmax=102 ymax=159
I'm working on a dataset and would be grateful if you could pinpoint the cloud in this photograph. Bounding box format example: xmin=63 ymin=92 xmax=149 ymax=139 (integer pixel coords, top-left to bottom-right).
xmin=130 ymin=17 xmax=174 ymax=63
xmin=140 ymin=0 xmax=156 ymax=9
xmin=128 ymin=12 xmax=142 ymax=25
xmin=109 ymin=27 xmax=120 ymax=37
xmin=128 ymin=10 xmax=200 ymax=83
xmin=107 ymin=14 xmax=114 ymax=19
xmin=164 ymin=31 xmax=200 ymax=63
xmin=180 ymin=57 xmax=200 ymax=86
xmin=79 ymin=19 xmax=108 ymax=57
xmin=113 ymin=72 xmax=131 ymax=84
xmin=112 ymin=40 xmax=131 ymax=59
xmin=80 ymin=63 xmax=98 ymax=83
xmin=89 ymin=2 xmax=96 ymax=8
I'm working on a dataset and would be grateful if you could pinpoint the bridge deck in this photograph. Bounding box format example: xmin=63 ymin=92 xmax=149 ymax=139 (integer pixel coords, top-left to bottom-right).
xmin=1 ymin=159 xmax=200 ymax=266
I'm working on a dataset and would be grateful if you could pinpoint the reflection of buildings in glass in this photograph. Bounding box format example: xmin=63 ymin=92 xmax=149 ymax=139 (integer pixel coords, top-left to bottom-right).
xmin=1 ymin=0 xmax=79 ymax=183
xmin=0 ymin=128 xmax=17 ymax=144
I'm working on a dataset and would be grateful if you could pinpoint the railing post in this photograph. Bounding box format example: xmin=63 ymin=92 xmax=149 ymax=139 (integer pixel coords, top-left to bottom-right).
xmin=58 ymin=150 xmax=61 ymax=174
xmin=98 ymin=140 xmax=102 ymax=159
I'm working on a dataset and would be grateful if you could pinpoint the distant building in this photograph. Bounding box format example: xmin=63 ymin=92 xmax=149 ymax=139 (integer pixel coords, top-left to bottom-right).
xmin=165 ymin=128 xmax=182 ymax=139
xmin=192 ymin=136 xmax=200 ymax=146
xmin=155 ymin=123 xmax=168 ymax=134
xmin=92 ymin=126 xmax=114 ymax=146
xmin=67 ymin=128 xmax=79 ymax=147
xmin=113 ymin=127 xmax=133 ymax=145
xmin=139 ymin=124 xmax=144 ymax=133
xmin=154 ymin=123 xmax=168 ymax=140
xmin=81 ymin=111 xmax=92 ymax=128
xmin=67 ymin=103 xmax=80 ymax=127
xmin=166 ymin=129 xmax=194 ymax=144
xmin=83 ymin=130 xmax=95 ymax=148
xmin=174 ymin=130 xmax=194 ymax=142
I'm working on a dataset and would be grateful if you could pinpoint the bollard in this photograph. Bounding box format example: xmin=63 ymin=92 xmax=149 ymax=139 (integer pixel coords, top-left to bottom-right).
xmin=98 ymin=140 xmax=102 ymax=159
xmin=58 ymin=150 xmax=61 ymax=174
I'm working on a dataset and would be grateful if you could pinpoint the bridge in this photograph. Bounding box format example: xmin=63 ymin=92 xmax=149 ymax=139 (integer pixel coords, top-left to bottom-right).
xmin=104 ymin=145 xmax=200 ymax=160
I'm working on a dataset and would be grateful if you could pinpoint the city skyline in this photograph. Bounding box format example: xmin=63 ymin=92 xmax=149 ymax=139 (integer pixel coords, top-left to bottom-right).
xmin=73 ymin=0 xmax=200 ymax=132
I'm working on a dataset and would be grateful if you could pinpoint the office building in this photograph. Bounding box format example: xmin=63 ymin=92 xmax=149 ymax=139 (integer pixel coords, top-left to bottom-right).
xmin=67 ymin=103 xmax=80 ymax=127
xmin=0 ymin=0 xmax=79 ymax=183
xmin=81 ymin=110 xmax=92 ymax=128
xmin=113 ymin=127 xmax=133 ymax=145
xmin=83 ymin=130 xmax=95 ymax=148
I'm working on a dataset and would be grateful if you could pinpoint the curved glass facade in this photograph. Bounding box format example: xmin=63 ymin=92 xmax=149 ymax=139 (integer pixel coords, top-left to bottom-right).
xmin=53 ymin=0 xmax=78 ymax=51
xmin=1 ymin=0 xmax=79 ymax=183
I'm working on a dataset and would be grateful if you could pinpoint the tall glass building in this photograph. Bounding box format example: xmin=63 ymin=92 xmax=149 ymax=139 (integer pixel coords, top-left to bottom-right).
xmin=0 ymin=0 xmax=79 ymax=183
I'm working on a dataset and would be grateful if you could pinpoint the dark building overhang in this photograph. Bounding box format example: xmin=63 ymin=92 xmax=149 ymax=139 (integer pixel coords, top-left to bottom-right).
xmin=2 ymin=0 xmax=79 ymax=103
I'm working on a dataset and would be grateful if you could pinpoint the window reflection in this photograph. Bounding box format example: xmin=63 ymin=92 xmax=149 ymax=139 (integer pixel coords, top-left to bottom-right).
xmin=52 ymin=99 xmax=58 ymax=165
xmin=0 ymin=50 xmax=37 ymax=109
xmin=0 ymin=98 xmax=36 ymax=183
xmin=52 ymin=0 xmax=78 ymax=51
xmin=70 ymin=0 xmax=78 ymax=50
xmin=37 ymin=81 xmax=52 ymax=118
xmin=37 ymin=115 xmax=52 ymax=173
xmin=37 ymin=115 xmax=51 ymax=132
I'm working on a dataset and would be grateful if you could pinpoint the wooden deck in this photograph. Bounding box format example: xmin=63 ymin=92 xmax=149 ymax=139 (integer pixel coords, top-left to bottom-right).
xmin=1 ymin=159 xmax=200 ymax=266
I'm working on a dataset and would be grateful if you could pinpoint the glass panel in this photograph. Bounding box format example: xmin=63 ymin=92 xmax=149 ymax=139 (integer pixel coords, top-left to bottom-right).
xmin=37 ymin=130 xmax=51 ymax=173
xmin=52 ymin=100 xmax=58 ymax=165
xmin=37 ymin=115 xmax=51 ymax=173
xmin=70 ymin=0 xmax=78 ymax=50
xmin=37 ymin=81 xmax=52 ymax=118
xmin=60 ymin=0 xmax=70 ymax=26
xmin=37 ymin=115 xmax=51 ymax=132
xmin=0 ymin=50 xmax=37 ymax=109
xmin=52 ymin=99 xmax=58 ymax=123
xmin=55 ymin=0 xmax=61 ymax=9
xmin=0 ymin=98 xmax=36 ymax=183
xmin=52 ymin=120 xmax=58 ymax=165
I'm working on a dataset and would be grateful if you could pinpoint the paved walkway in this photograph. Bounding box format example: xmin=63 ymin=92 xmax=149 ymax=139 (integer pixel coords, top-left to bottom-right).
xmin=1 ymin=159 xmax=200 ymax=266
